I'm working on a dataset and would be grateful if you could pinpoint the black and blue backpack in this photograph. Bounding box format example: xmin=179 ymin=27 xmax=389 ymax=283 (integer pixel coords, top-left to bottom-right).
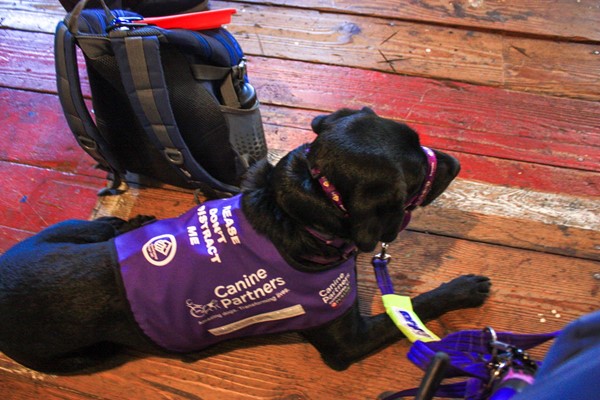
xmin=54 ymin=0 xmax=267 ymax=195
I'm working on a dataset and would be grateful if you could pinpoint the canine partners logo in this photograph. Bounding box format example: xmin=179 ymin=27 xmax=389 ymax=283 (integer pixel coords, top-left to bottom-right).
xmin=143 ymin=234 xmax=177 ymax=266
xmin=186 ymin=299 xmax=221 ymax=318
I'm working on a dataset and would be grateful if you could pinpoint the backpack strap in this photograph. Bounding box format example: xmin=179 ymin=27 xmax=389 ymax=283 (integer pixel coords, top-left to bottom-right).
xmin=108 ymin=31 xmax=240 ymax=194
xmin=54 ymin=21 xmax=124 ymax=195
xmin=190 ymin=63 xmax=243 ymax=108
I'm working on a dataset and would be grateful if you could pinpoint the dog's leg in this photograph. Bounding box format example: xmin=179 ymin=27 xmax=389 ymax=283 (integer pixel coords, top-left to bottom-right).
xmin=95 ymin=215 xmax=156 ymax=235
xmin=0 ymin=341 xmax=131 ymax=375
xmin=301 ymin=274 xmax=491 ymax=370
xmin=0 ymin=218 xmax=155 ymax=374
xmin=32 ymin=219 xmax=127 ymax=244
xmin=33 ymin=215 xmax=156 ymax=244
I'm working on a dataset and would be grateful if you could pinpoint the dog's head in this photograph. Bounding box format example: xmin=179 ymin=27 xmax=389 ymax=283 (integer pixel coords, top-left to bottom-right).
xmin=304 ymin=107 xmax=459 ymax=251
xmin=248 ymin=107 xmax=460 ymax=254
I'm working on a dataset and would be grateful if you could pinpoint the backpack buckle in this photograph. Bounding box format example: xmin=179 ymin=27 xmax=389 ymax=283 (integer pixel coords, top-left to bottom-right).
xmin=107 ymin=16 xmax=147 ymax=32
xmin=77 ymin=136 xmax=97 ymax=151
xmin=232 ymin=58 xmax=247 ymax=81
xmin=164 ymin=148 xmax=184 ymax=165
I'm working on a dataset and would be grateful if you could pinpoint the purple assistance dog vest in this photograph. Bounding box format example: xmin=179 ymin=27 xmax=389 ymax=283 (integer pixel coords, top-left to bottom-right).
xmin=113 ymin=195 xmax=357 ymax=353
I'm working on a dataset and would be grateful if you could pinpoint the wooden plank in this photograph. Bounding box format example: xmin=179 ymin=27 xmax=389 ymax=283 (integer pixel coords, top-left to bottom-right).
xmin=0 ymin=30 xmax=57 ymax=93
xmin=259 ymin=109 xmax=600 ymax=197
xmin=235 ymin=0 xmax=600 ymax=42
xmin=0 ymin=88 xmax=101 ymax=176
xmin=4 ymin=0 xmax=600 ymax=43
xmin=412 ymin=180 xmax=600 ymax=260
xmin=447 ymin=152 xmax=599 ymax=198
xmin=247 ymin=57 xmax=600 ymax=171
xmin=217 ymin=3 xmax=497 ymax=87
xmin=0 ymin=344 xmax=424 ymax=400
xmin=2 ymin=1 xmax=599 ymax=100
xmin=221 ymin=0 xmax=600 ymax=100
xmin=0 ymin=0 xmax=65 ymax=33
xmin=442 ymin=180 xmax=599 ymax=231
xmin=0 ymin=162 xmax=105 ymax=252
xmin=502 ymin=37 xmax=600 ymax=98
xmin=354 ymin=232 xmax=599 ymax=324
xmin=412 ymin=207 xmax=600 ymax=261
xmin=0 ymin=371 xmax=93 ymax=400
xmin=91 ymin=177 xmax=600 ymax=262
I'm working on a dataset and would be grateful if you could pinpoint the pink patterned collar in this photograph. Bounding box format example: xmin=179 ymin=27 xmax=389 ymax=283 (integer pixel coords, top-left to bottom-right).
xmin=306 ymin=145 xmax=437 ymax=230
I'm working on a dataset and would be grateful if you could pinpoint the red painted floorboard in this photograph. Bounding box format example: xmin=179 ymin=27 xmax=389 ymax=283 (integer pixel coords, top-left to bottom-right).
xmin=260 ymin=107 xmax=600 ymax=197
xmin=0 ymin=88 xmax=102 ymax=177
xmin=0 ymin=162 xmax=105 ymax=251
xmin=247 ymin=56 xmax=600 ymax=172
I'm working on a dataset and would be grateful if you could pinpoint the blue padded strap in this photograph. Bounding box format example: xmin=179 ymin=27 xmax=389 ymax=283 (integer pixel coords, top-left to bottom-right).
xmin=54 ymin=21 xmax=123 ymax=193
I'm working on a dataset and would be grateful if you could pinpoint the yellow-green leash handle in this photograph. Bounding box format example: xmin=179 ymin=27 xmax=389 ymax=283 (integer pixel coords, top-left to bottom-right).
xmin=382 ymin=294 xmax=440 ymax=343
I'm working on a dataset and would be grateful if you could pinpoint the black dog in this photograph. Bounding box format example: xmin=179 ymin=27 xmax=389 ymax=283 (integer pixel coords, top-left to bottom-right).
xmin=0 ymin=108 xmax=490 ymax=374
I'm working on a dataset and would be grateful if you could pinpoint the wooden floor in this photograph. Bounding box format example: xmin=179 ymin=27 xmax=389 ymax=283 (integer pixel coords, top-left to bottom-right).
xmin=1 ymin=0 xmax=599 ymax=398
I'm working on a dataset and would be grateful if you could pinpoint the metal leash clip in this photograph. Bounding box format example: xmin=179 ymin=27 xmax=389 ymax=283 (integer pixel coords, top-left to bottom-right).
xmin=374 ymin=242 xmax=391 ymax=261
xmin=483 ymin=327 xmax=538 ymax=399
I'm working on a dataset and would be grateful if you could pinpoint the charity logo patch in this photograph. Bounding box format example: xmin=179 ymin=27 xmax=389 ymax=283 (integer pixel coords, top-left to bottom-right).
xmin=143 ymin=234 xmax=177 ymax=266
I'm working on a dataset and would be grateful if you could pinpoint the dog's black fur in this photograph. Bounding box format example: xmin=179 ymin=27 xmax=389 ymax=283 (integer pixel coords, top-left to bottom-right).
xmin=0 ymin=108 xmax=490 ymax=374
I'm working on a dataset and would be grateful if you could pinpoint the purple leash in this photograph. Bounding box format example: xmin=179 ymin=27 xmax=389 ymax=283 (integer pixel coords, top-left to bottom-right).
xmin=364 ymin=147 xmax=561 ymax=400
xmin=380 ymin=326 xmax=560 ymax=400
xmin=373 ymin=243 xmax=395 ymax=295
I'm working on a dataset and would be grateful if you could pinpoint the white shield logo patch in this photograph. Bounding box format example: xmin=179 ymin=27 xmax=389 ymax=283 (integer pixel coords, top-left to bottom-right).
xmin=143 ymin=234 xmax=177 ymax=266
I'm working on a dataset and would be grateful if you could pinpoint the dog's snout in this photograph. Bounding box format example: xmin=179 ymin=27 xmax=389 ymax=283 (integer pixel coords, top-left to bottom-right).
xmin=446 ymin=153 xmax=461 ymax=179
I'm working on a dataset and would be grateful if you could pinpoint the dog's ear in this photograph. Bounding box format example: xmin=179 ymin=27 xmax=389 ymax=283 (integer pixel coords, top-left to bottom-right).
xmin=311 ymin=107 xmax=376 ymax=135
xmin=346 ymin=178 xmax=407 ymax=252
xmin=311 ymin=115 xmax=328 ymax=134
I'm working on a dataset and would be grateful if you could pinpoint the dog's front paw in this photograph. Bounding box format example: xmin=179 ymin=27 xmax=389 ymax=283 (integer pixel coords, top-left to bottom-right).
xmin=321 ymin=353 xmax=351 ymax=371
xmin=414 ymin=274 xmax=491 ymax=321
xmin=436 ymin=274 xmax=491 ymax=310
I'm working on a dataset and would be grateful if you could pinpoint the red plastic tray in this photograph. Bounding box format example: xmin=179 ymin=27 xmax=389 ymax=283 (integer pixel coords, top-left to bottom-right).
xmin=142 ymin=8 xmax=237 ymax=30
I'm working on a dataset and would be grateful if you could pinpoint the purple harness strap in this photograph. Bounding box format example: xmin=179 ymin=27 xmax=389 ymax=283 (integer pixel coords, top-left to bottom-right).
xmin=302 ymin=226 xmax=357 ymax=265
xmin=381 ymin=329 xmax=560 ymax=400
